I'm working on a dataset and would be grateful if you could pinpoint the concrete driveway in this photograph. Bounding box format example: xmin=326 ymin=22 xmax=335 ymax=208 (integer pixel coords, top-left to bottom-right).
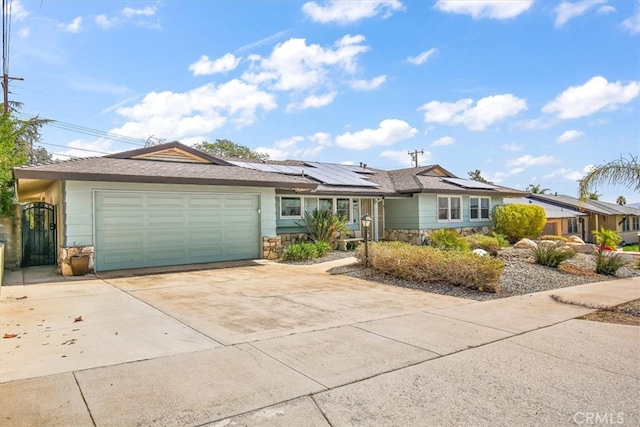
xmin=1 ymin=259 xmax=639 ymax=426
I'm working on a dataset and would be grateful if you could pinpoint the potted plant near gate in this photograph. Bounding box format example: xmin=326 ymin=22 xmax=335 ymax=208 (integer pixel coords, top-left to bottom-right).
xmin=68 ymin=243 xmax=90 ymax=276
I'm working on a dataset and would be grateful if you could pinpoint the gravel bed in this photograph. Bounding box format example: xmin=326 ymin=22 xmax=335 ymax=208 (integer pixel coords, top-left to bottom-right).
xmin=322 ymin=248 xmax=640 ymax=302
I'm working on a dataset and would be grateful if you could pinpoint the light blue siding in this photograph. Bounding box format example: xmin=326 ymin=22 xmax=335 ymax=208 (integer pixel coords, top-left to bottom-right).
xmin=418 ymin=194 xmax=505 ymax=229
xmin=384 ymin=196 xmax=420 ymax=229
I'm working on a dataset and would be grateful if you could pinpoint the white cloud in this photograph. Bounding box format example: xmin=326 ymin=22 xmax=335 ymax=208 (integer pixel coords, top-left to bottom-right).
xmin=598 ymin=5 xmax=616 ymax=14
xmin=420 ymin=94 xmax=527 ymax=131
xmin=9 ymin=1 xmax=29 ymax=21
xmin=502 ymin=142 xmax=523 ymax=152
xmin=492 ymin=168 xmax=525 ymax=183
xmin=335 ymin=119 xmax=417 ymax=150
xmin=407 ymin=48 xmax=437 ymax=65
xmin=96 ymin=14 xmax=117 ymax=29
xmin=434 ymin=0 xmax=533 ymax=19
xmin=60 ymin=17 xmax=83 ymax=33
xmin=256 ymin=134 xmax=327 ymax=160
xmin=622 ymin=7 xmax=640 ymax=33
xmin=507 ymin=155 xmax=556 ymax=167
xmin=112 ymin=80 xmax=276 ymax=140
xmin=287 ymin=92 xmax=337 ymax=111
xmin=555 ymin=0 xmax=607 ymax=27
xmin=350 ymin=75 xmax=386 ymax=91
xmin=302 ymin=0 xmax=404 ymax=25
xmin=542 ymin=76 xmax=640 ymax=119
xmin=189 ymin=53 xmax=241 ymax=76
xmin=243 ymin=35 xmax=369 ymax=92
xmin=563 ymin=171 xmax=585 ymax=181
xmin=381 ymin=149 xmax=429 ymax=166
xmin=122 ymin=6 xmax=157 ymax=17
xmin=18 ymin=27 xmax=29 ymax=38
xmin=431 ymin=136 xmax=454 ymax=146
xmin=309 ymin=132 xmax=333 ymax=146
xmin=556 ymin=129 xmax=584 ymax=143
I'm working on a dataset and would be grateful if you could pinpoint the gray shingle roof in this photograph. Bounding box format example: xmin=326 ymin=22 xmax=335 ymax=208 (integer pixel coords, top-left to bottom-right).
xmin=13 ymin=157 xmax=317 ymax=189
xmin=504 ymin=197 xmax=587 ymax=219
xmin=529 ymin=194 xmax=640 ymax=216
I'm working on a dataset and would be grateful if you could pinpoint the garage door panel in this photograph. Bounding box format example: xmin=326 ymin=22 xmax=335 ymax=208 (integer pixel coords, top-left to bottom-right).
xmin=95 ymin=191 xmax=260 ymax=271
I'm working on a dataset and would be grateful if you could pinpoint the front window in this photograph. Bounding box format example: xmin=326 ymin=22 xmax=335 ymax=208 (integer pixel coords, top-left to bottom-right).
xmin=470 ymin=197 xmax=490 ymax=220
xmin=336 ymin=198 xmax=350 ymax=220
xmin=633 ymin=216 xmax=640 ymax=231
xmin=622 ymin=217 xmax=630 ymax=232
xmin=319 ymin=198 xmax=333 ymax=213
xmin=280 ymin=197 xmax=301 ymax=218
xmin=568 ymin=218 xmax=578 ymax=234
xmin=438 ymin=196 xmax=463 ymax=222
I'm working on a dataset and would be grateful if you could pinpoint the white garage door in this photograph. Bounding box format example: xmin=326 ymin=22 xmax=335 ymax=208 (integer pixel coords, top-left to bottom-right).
xmin=94 ymin=191 xmax=260 ymax=271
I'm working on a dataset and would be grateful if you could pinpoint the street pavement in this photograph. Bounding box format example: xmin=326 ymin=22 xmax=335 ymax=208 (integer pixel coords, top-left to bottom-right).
xmin=1 ymin=260 xmax=638 ymax=426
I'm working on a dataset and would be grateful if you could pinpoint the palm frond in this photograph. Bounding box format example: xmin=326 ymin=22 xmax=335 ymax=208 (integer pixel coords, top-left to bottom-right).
xmin=578 ymin=155 xmax=640 ymax=201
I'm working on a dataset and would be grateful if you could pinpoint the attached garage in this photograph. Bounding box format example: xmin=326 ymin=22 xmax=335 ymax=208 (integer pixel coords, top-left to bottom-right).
xmin=94 ymin=191 xmax=261 ymax=271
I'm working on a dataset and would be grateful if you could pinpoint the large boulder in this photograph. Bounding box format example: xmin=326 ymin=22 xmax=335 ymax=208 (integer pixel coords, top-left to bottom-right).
xmin=567 ymin=235 xmax=585 ymax=244
xmin=514 ymin=238 xmax=537 ymax=249
xmin=539 ymin=240 xmax=557 ymax=248
xmin=564 ymin=242 xmax=595 ymax=254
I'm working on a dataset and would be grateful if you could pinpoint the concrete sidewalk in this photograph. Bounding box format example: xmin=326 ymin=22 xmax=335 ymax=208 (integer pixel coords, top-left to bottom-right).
xmin=1 ymin=264 xmax=638 ymax=426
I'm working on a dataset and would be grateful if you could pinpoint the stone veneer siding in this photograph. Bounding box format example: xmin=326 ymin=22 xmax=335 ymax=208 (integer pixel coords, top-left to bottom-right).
xmin=262 ymin=236 xmax=282 ymax=260
xmin=385 ymin=226 xmax=492 ymax=245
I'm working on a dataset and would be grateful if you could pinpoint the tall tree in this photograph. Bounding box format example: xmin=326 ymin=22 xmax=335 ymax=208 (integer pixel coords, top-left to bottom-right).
xmin=587 ymin=191 xmax=601 ymax=201
xmin=526 ymin=184 xmax=550 ymax=194
xmin=467 ymin=169 xmax=493 ymax=184
xmin=578 ymin=155 xmax=640 ymax=201
xmin=194 ymin=139 xmax=269 ymax=161
xmin=616 ymin=195 xmax=627 ymax=206
xmin=0 ymin=104 xmax=50 ymax=215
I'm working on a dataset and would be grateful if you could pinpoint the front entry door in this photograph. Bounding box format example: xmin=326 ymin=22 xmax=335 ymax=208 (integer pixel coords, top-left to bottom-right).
xmin=21 ymin=202 xmax=57 ymax=267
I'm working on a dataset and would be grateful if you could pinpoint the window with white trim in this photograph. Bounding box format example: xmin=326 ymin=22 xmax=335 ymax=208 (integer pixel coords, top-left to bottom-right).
xmin=336 ymin=198 xmax=350 ymax=220
xmin=633 ymin=216 xmax=640 ymax=231
xmin=319 ymin=198 xmax=333 ymax=213
xmin=469 ymin=197 xmax=491 ymax=221
xmin=622 ymin=217 xmax=630 ymax=232
xmin=437 ymin=196 xmax=462 ymax=222
xmin=280 ymin=197 xmax=302 ymax=218
xmin=567 ymin=218 xmax=578 ymax=234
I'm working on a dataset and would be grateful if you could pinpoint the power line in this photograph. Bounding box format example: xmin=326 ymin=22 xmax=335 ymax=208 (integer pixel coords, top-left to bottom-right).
xmin=36 ymin=141 xmax=111 ymax=155
xmin=13 ymin=111 xmax=147 ymax=146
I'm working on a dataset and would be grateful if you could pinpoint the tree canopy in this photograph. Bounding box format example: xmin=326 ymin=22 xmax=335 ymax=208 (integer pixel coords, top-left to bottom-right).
xmin=194 ymin=139 xmax=268 ymax=161
xmin=525 ymin=184 xmax=550 ymax=194
xmin=0 ymin=104 xmax=51 ymax=215
xmin=616 ymin=195 xmax=627 ymax=206
xmin=578 ymin=155 xmax=640 ymax=201
xmin=467 ymin=169 xmax=493 ymax=184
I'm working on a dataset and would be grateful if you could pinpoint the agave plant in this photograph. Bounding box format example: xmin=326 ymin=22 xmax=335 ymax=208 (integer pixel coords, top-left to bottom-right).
xmin=300 ymin=209 xmax=350 ymax=244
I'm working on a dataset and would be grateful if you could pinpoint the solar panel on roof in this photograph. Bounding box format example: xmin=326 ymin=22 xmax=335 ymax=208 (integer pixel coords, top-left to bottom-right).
xmin=305 ymin=162 xmax=379 ymax=187
xmin=442 ymin=177 xmax=497 ymax=190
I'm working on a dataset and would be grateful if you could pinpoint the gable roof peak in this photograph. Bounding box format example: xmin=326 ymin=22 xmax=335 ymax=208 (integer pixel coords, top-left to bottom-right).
xmin=106 ymin=141 xmax=232 ymax=165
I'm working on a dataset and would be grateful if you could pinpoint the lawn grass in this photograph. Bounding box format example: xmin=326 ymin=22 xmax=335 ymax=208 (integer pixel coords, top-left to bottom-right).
xmin=623 ymin=244 xmax=639 ymax=252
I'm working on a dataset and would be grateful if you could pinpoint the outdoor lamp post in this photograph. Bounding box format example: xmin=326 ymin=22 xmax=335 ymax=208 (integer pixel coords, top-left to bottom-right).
xmin=361 ymin=214 xmax=372 ymax=267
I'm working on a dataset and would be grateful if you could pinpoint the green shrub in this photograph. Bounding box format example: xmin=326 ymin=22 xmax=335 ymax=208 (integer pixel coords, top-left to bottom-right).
xmin=299 ymin=209 xmax=349 ymax=244
xmin=427 ymin=229 xmax=470 ymax=251
xmin=465 ymin=234 xmax=500 ymax=256
xmin=540 ymin=235 xmax=567 ymax=241
xmin=594 ymin=251 xmax=628 ymax=275
xmin=314 ymin=241 xmax=332 ymax=257
xmin=592 ymin=227 xmax=621 ymax=252
xmin=356 ymin=241 xmax=503 ymax=292
xmin=283 ymin=241 xmax=333 ymax=260
xmin=531 ymin=244 xmax=575 ymax=268
xmin=490 ymin=232 xmax=510 ymax=248
xmin=493 ymin=204 xmax=546 ymax=243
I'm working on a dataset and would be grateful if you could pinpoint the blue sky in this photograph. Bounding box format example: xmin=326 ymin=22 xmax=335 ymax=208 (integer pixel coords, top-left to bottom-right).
xmin=7 ymin=0 xmax=640 ymax=202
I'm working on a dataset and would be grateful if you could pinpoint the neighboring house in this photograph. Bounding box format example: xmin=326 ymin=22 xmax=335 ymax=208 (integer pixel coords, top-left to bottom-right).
xmin=13 ymin=141 xmax=525 ymax=272
xmin=528 ymin=194 xmax=640 ymax=244
xmin=504 ymin=197 xmax=588 ymax=240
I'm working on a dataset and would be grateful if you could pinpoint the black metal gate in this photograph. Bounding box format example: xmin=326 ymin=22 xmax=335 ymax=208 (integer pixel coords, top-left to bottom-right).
xmin=21 ymin=202 xmax=57 ymax=267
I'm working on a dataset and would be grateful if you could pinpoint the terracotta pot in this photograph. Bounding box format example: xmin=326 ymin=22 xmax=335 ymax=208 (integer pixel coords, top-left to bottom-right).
xmin=70 ymin=255 xmax=90 ymax=276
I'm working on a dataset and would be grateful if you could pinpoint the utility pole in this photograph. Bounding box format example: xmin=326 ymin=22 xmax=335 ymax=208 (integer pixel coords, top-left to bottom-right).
xmin=408 ymin=149 xmax=424 ymax=167
xmin=2 ymin=74 xmax=23 ymax=113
